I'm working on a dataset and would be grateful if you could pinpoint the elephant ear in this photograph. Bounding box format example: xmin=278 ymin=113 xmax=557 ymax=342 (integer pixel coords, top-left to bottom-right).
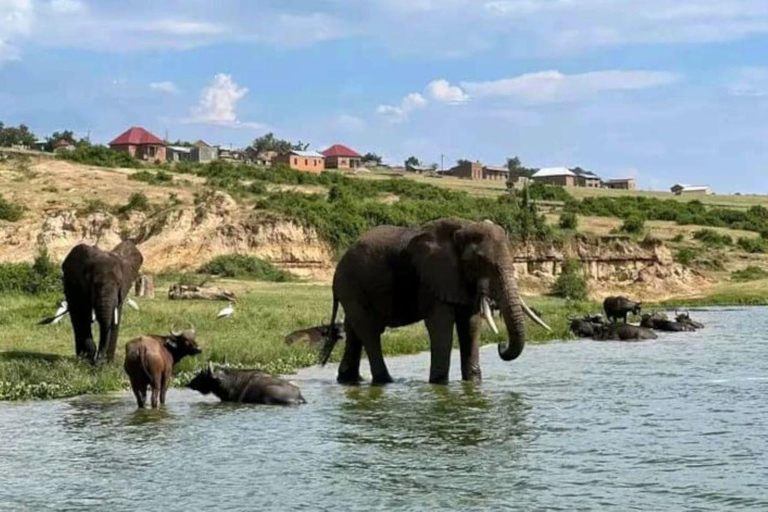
xmin=406 ymin=229 xmax=470 ymax=305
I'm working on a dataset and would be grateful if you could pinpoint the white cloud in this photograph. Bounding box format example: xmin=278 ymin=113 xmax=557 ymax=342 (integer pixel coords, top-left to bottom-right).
xmin=48 ymin=0 xmax=84 ymax=14
xmin=140 ymin=20 xmax=226 ymax=36
xmin=0 ymin=0 xmax=33 ymax=64
xmin=727 ymin=67 xmax=768 ymax=97
xmin=149 ymin=81 xmax=179 ymax=94
xmin=377 ymin=92 xmax=428 ymax=122
xmin=187 ymin=73 xmax=262 ymax=128
xmin=0 ymin=39 xmax=20 ymax=64
xmin=426 ymin=79 xmax=468 ymax=104
xmin=334 ymin=114 xmax=366 ymax=131
xmin=462 ymin=70 xmax=678 ymax=104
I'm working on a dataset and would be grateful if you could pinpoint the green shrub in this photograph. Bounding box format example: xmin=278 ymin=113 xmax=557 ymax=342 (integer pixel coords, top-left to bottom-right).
xmin=731 ymin=266 xmax=768 ymax=282
xmin=199 ymin=255 xmax=295 ymax=282
xmin=59 ymin=144 xmax=141 ymax=168
xmin=128 ymin=170 xmax=172 ymax=185
xmin=558 ymin=211 xmax=578 ymax=230
xmin=0 ymin=194 xmax=24 ymax=222
xmin=551 ymin=258 xmax=589 ymax=301
xmin=693 ymin=229 xmax=732 ymax=247
xmin=77 ymin=199 xmax=111 ymax=215
xmin=674 ymin=247 xmax=696 ymax=266
xmin=737 ymin=237 xmax=766 ymax=254
xmin=671 ymin=233 xmax=685 ymax=243
xmin=0 ymin=248 xmax=61 ymax=294
xmin=117 ymin=192 xmax=150 ymax=215
xmin=620 ymin=216 xmax=645 ymax=234
xmin=526 ymin=183 xmax=573 ymax=202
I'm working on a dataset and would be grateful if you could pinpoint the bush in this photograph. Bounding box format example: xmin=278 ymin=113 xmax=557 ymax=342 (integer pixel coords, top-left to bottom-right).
xmin=58 ymin=144 xmax=141 ymax=168
xmin=693 ymin=229 xmax=732 ymax=247
xmin=0 ymin=194 xmax=24 ymax=222
xmin=0 ymin=248 xmax=61 ymax=294
xmin=128 ymin=170 xmax=172 ymax=185
xmin=731 ymin=266 xmax=768 ymax=282
xmin=620 ymin=216 xmax=645 ymax=234
xmin=199 ymin=255 xmax=296 ymax=282
xmin=558 ymin=211 xmax=578 ymax=230
xmin=671 ymin=233 xmax=685 ymax=243
xmin=551 ymin=258 xmax=589 ymax=301
xmin=674 ymin=247 xmax=697 ymax=266
xmin=526 ymin=183 xmax=573 ymax=202
xmin=117 ymin=192 xmax=150 ymax=215
xmin=737 ymin=237 xmax=767 ymax=254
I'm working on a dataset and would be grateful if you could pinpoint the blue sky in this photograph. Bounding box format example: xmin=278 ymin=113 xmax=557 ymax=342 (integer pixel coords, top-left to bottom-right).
xmin=2 ymin=0 xmax=768 ymax=192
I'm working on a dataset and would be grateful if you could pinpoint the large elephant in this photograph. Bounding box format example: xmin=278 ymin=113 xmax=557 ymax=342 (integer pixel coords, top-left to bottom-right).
xmin=319 ymin=218 xmax=550 ymax=385
xmin=62 ymin=241 xmax=143 ymax=363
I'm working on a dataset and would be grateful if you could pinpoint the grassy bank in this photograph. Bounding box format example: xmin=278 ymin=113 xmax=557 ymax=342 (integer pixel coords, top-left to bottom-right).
xmin=0 ymin=280 xmax=590 ymax=401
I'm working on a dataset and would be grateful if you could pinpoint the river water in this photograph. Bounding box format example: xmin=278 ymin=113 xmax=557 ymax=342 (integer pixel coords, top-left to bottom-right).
xmin=1 ymin=307 xmax=767 ymax=511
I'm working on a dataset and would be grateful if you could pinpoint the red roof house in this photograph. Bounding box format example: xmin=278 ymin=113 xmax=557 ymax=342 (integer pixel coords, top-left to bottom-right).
xmin=109 ymin=127 xmax=166 ymax=162
xmin=321 ymin=144 xmax=362 ymax=170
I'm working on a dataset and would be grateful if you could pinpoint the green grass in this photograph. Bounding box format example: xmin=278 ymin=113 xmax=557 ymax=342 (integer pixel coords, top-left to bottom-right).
xmin=0 ymin=281 xmax=590 ymax=401
xmin=731 ymin=266 xmax=768 ymax=282
xmin=199 ymin=255 xmax=296 ymax=281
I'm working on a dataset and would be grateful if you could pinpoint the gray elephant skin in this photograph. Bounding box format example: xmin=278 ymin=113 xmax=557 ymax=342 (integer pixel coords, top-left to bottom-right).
xmin=320 ymin=217 xmax=549 ymax=385
xmin=62 ymin=241 xmax=143 ymax=362
xmin=603 ymin=296 xmax=642 ymax=323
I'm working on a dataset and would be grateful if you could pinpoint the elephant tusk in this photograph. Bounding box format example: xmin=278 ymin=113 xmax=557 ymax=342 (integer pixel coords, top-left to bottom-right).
xmin=114 ymin=307 xmax=119 ymax=326
xmin=481 ymin=297 xmax=499 ymax=335
xmin=521 ymin=298 xmax=552 ymax=332
xmin=126 ymin=298 xmax=140 ymax=311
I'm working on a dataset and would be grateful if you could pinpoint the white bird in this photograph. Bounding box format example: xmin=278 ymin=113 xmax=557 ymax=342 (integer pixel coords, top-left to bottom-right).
xmin=49 ymin=300 xmax=68 ymax=325
xmin=216 ymin=302 xmax=235 ymax=320
xmin=126 ymin=298 xmax=140 ymax=311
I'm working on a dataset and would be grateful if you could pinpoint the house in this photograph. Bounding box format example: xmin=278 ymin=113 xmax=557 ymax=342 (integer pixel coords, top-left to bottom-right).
xmin=482 ymin=165 xmax=509 ymax=181
xmin=244 ymin=147 xmax=277 ymax=166
xmin=322 ymin=144 xmax=362 ymax=170
xmin=405 ymin=162 xmax=436 ymax=174
xmin=33 ymin=140 xmax=47 ymax=152
xmin=531 ymin=167 xmax=576 ymax=187
xmin=507 ymin=175 xmax=531 ymax=190
xmin=572 ymin=168 xmax=601 ymax=188
xmin=671 ymin=184 xmax=713 ymax=196
xmin=53 ymin=139 xmax=75 ymax=152
xmin=273 ymin=150 xmax=325 ymax=172
xmin=109 ymin=127 xmax=166 ymax=162
xmin=217 ymin=148 xmax=245 ymax=162
xmin=190 ymin=140 xmax=218 ymax=163
xmin=449 ymin=160 xmax=484 ymax=180
xmin=166 ymin=145 xmax=192 ymax=162
xmin=604 ymin=178 xmax=637 ymax=190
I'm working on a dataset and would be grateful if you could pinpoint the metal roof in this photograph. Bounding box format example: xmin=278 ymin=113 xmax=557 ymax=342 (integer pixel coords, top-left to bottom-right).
xmin=483 ymin=165 xmax=509 ymax=172
xmin=290 ymin=150 xmax=325 ymax=158
xmin=532 ymin=167 xmax=575 ymax=178
xmin=322 ymin=144 xmax=361 ymax=158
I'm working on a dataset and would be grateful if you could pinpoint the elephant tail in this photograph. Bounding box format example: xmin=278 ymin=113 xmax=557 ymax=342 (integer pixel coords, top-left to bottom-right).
xmin=319 ymin=295 xmax=342 ymax=367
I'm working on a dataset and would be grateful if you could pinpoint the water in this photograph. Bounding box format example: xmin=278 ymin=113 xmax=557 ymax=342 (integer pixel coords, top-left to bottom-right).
xmin=1 ymin=308 xmax=767 ymax=511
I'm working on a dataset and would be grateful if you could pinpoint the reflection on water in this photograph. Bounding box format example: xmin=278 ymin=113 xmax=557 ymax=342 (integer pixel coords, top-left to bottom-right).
xmin=1 ymin=308 xmax=768 ymax=511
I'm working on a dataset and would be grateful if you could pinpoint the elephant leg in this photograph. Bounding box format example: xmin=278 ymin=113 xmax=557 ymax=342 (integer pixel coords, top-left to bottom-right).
xmin=96 ymin=320 xmax=112 ymax=363
xmin=424 ymin=303 xmax=456 ymax=385
xmin=343 ymin=303 xmax=392 ymax=385
xmin=337 ymin=321 xmax=364 ymax=384
xmin=70 ymin=303 xmax=95 ymax=360
xmin=456 ymin=312 xmax=483 ymax=383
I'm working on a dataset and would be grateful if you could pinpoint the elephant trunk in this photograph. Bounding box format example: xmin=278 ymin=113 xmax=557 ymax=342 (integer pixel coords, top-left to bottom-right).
xmin=495 ymin=265 xmax=527 ymax=362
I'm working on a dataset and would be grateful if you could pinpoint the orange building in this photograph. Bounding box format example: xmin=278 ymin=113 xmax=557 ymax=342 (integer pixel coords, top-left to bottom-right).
xmin=109 ymin=127 xmax=166 ymax=162
xmin=273 ymin=150 xmax=326 ymax=173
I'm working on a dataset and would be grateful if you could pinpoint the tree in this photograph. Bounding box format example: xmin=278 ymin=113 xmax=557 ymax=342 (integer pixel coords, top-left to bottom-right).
xmin=456 ymin=159 xmax=471 ymax=167
xmin=0 ymin=122 xmax=36 ymax=148
xmin=405 ymin=156 xmax=421 ymax=168
xmin=251 ymin=133 xmax=309 ymax=154
xmin=506 ymin=156 xmax=536 ymax=178
xmin=362 ymin=152 xmax=382 ymax=165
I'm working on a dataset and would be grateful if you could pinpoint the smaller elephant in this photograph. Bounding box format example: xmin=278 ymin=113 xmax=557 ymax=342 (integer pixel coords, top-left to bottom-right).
xmin=675 ymin=312 xmax=704 ymax=330
xmin=603 ymin=296 xmax=642 ymax=323
xmin=640 ymin=313 xmax=695 ymax=332
xmin=593 ymin=323 xmax=658 ymax=341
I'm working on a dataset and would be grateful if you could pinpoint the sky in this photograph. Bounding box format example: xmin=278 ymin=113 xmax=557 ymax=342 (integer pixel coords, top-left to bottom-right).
xmin=2 ymin=0 xmax=768 ymax=193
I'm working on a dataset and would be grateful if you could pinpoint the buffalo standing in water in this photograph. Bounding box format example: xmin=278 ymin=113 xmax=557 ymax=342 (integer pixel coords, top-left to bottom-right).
xmin=187 ymin=363 xmax=306 ymax=405
xmin=603 ymin=296 xmax=642 ymax=324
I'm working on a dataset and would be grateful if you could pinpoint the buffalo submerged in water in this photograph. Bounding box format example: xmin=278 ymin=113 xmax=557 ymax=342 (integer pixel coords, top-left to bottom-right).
xmin=187 ymin=363 xmax=306 ymax=405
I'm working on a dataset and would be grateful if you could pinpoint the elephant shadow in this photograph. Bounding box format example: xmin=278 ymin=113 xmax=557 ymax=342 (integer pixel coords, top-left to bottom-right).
xmin=333 ymin=382 xmax=532 ymax=453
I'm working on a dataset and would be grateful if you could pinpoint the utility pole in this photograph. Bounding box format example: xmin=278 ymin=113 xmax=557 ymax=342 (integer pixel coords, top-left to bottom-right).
xmin=440 ymin=154 xmax=444 ymax=173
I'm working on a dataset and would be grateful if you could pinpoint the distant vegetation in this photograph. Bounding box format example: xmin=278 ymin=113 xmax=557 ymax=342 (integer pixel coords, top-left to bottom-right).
xmin=693 ymin=229 xmax=732 ymax=248
xmin=199 ymin=255 xmax=295 ymax=282
xmin=129 ymin=170 xmax=173 ymax=185
xmin=0 ymin=194 xmax=24 ymax=222
xmin=551 ymin=258 xmax=589 ymax=301
xmin=558 ymin=211 xmax=578 ymax=230
xmin=173 ymin=161 xmax=552 ymax=254
xmin=0 ymin=248 xmax=60 ymax=294
xmin=0 ymin=122 xmax=36 ymax=147
xmin=58 ymin=144 xmax=141 ymax=168
xmin=731 ymin=266 xmax=768 ymax=282
xmin=619 ymin=216 xmax=645 ymax=235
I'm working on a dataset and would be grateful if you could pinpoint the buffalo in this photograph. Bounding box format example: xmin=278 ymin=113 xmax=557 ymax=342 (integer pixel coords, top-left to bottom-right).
xmin=187 ymin=363 xmax=306 ymax=405
xmin=603 ymin=296 xmax=642 ymax=323
xmin=284 ymin=322 xmax=344 ymax=346
xmin=124 ymin=329 xmax=202 ymax=409
xmin=676 ymin=312 xmax=704 ymax=330
xmin=640 ymin=313 xmax=695 ymax=332
xmin=593 ymin=322 xmax=658 ymax=341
